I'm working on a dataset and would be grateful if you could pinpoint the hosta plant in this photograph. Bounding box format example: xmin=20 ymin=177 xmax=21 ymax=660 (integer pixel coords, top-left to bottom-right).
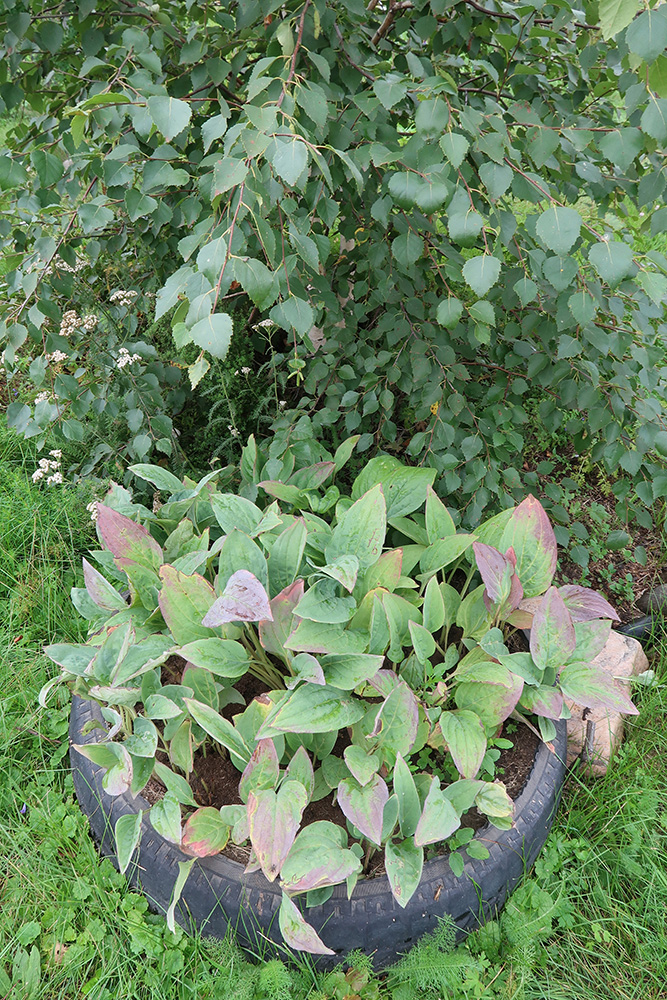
xmin=41 ymin=449 xmax=637 ymax=955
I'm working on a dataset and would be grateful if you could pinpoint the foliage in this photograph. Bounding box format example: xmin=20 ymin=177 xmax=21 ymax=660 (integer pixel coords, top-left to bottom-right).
xmin=40 ymin=448 xmax=632 ymax=955
xmin=2 ymin=1 xmax=667 ymax=513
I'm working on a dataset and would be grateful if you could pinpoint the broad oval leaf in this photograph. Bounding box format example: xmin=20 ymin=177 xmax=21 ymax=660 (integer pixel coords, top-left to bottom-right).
xmin=158 ymin=566 xmax=216 ymax=645
xmin=256 ymin=684 xmax=365 ymax=739
xmin=181 ymin=807 xmax=230 ymax=857
xmin=385 ymin=837 xmax=423 ymax=909
xmin=337 ymin=773 xmax=388 ymax=845
xmin=202 ymin=570 xmax=272 ymax=626
xmin=325 ymin=484 xmax=387 ymax=569
xmin=501 ymin=495 xmax=557 ymax=598
xmin=97 ymin=504 xmax=163 ymax=569
xmin=239 ymin=739 xmax=280 ymax=803
xmin=415 ymin=779 xmax=461 ymax=846
xmin=530 ymin=586 xmax=576 ymax=671
xmin=247 ymin=782 xmax=308 ymax=881
xmin=147 ymin=95 xmax=192 ymax=141
xmin=558 ymin=663 xmax=638 ymax=715
xmin=438 ymin=710 xmax=487 ymax=779
xmin=535 ymin=206 xmax=582 ymax=256
xmin=278 ymin=892 xmax=334 ymax=955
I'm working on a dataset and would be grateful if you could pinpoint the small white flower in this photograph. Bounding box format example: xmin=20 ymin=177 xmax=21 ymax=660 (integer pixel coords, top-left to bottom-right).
xmin=32 ymin=469 xmax=44 ymax=483
xmin=46 ymin=471 xmax=63 ymax=486
xmin=279 ymin=399 xmax=286 ymax=408
xmin=255 ymin=318 xmax=275 ymax=329
xmin=241 ymin=366 xmax=252 ymax=375
xmin=86 ymin=500 xmax=99 ymax=523
xmin=116 ymin=347 xmax=142 ymax=369
xmin=46 ymin=350 xmax=68 ymax=364
xmin=110 ymin=290 xmax=138 ymax=308
xmin=38 ymin=458 xmax=50 ymax=470
xmin=83 ymin=314 xmax=97 ymax=331
xmin=60 ymin=310 xmax=80 ymax=337
xmin=228 ymin=425 xmax=239 ymax=438
xmin=35 ymin=391 xmax=51 ymax=404
xmin=49 ymin=449 xmax=62 ymax=459
xmin=601 ymin=233 xmax=610 ymax=243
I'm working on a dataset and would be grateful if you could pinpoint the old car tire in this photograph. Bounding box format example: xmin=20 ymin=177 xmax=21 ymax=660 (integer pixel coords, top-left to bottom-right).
xmin=70 ymin=695 xmax=567 ymax=967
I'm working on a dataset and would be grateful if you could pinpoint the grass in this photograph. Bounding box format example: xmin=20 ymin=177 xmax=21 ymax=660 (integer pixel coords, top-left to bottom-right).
xmin=0 ymin=422 xmax=666 ymax=999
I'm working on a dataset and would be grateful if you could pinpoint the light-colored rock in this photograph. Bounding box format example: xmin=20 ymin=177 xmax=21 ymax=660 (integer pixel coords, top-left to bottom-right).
xmin=564 ymin=630 xmax=648 ymax=774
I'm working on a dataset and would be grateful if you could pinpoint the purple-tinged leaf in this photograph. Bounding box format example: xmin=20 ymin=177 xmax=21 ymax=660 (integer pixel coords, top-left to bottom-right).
xmin=573 ymin=619 xmax=612 ymax=661
xmin=158 ymin=566 xmax=216 ymax=645
xmin=102 ymin=744 xmax=133 ymax=796
xmin=385 ymin=838 xmax=423 ymax=909
xmin=337 ymin=773 xmax=388 ymax=845
xmin=343 ymin=745 xmax=380 ymax=787
xmin=500 ymin=495 xmax=557 ymax=598
xmin=530 ymin=586 xmax=576 ymax=671
xmin=181 ymin=807 xmax=230 ymax=857
xmin=559 ymin=663 xmax=639 ymax=714
xmin=82 ymin=557 xmax=128 ymax=611
xmin=239 ymin=739 xmax=280 ymax=803
xmin=280 ymin=823 xmax=361 ymax=891
xmin=259 ymin=579 xmax=304 ymax=660
xmin=97 ymin=504 xmax=163 ymax=570
xmin=473 ymin=542 xmax=514 ymax=605
xmin=415 ymin=779 xmax=461 ymax=846
xmin=285 ymin=746 xmax=315 ymax=799
xmin=559 ymin=584 xmax=620 ymax=622
xmin=203 ymin=570 xmax=273 ymax=626
xmin=278 ymin=893 xmax=335 ymax=955
xmin=247 ymin=782 xmax=308 ymax=881
xmin=371 ymin=681 xmax=419 ymax=756
xmin=438 ymin=710 xmax=487 ymax=779
xmin=454 ymin=661 xmax=524 ymax=727
xmin=367 ymin=668 xmax=401 ymax=698
xmin=519 ymin=684 xmax=564 ymax=718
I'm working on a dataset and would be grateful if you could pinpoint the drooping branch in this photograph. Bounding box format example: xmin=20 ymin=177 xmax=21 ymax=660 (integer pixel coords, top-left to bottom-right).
xmin=277 ymin=0 xmax=312 ymax=106
xmin=371 ymin=0 xmax=413 ymax=46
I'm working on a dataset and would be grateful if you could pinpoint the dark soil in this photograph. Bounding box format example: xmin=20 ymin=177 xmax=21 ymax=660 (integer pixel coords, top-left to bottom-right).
xmin=140 ymin=657 xmax=541 ymax=874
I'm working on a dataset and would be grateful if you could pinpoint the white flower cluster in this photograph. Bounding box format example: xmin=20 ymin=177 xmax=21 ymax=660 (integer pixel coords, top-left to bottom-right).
xmin=86 ymin=500 xmax=99 ymax=523
xmin=60 ymin=310 xmax=80 ymax=337
xmin=83 ymin=314 xmax=97 ymax=331
xmin=228 ymin=425 xmax=239 ymax=438
xmin=110 ymin=290 xmax=138 ymax=308
xmin=32 ymin=451 xmax=64 ymax=486
xmin=58 ymin=258 xmax=85 ymax=274
xmin=234 ymin=367 xmax=252 ymax=375
xmin=116 ymin=347 xmax=142 ymax=369
xmin=46 ymin=350 xmax=68 ymax=364
xmin=34 ymin=391 xmax=52 ymax=404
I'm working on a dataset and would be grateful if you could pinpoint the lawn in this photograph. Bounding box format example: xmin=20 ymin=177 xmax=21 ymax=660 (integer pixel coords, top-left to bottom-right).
xmin=0 ymin=426 xmax=665 ymax=1000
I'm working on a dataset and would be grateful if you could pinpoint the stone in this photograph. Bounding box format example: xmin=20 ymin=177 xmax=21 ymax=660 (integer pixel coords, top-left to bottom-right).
xmin=517 ymin=597 xmax=649 ymax=774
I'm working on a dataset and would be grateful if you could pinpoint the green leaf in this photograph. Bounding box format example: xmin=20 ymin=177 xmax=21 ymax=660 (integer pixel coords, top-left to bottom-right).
xmin=588 ymin=241 xmax=634 ymax=286
xmin=234 ymin=257 xmax=278 ymax=309
xmin=325 ymin=484 xmax=386 ymax=569
xmin=294 ymin=580 xmax=356 ymax=624
xmin=196 ymin=237 xmax=228 ymax=284
xmin=352 ymin=456 xmax=436 ymax=518
xmin=166 ymin=860 xmax=195 ymax=934
xmin=372 ymin=682 xmax=419 ymax=757
xmin=641 ymin=97 xmax=667 ymax=142
xmin=462 ymin=255 xmax=502 ymax=297
xmin=598 ymin=0 xmax=640 ymax=39
xmin=438 ymin=710 xmax=487 ymax=779
xmin=271 ymin=137 xmax=308 ymax=186
xmin=158 ymin=566 xmax=216 ymax=645
xmin=256 ymin=685 xmax=365 ymax=738
xmin=270 ymin=296 xmax=314 ymax=336
xmin=599 ymin=128 xmax=643 ymax=170
xmin=177 ymin=638 xmax=250 ymax=679
xmin=567 ymin=290 xmax=596 ymax=326
xmin=183 ymin=697 xmax=252 ymax=763
xmin=626 ymin=7 xmax=667 ymax=62
xmin=212 ymin=157 xmax=248 ymax=195
xmin=146 ymin=96 xmax=192 ymax=141
xmin=373 ymin=76 xmax=407 ymax=110
xmin=385 ymin=838 xmax=423 ymax=909
xmin=392 ymin=231 xmax=423 ymax=269
xmin=535 ymin=206 xmax=582 ymax=255
xmin=190 ymin=313 xmax=233 ymax=359
xmin=415 ymin=779 xmax=461 ymax=846
xmin=479 ymin=162 xmax=512 ymax=200
xmin=201 ymin=113 xmax=228 ymax=152
xmin=129 ymin=464 xmax=183 ymax=492
xmin=436 ymin=296 xmax=464 ymax=328
xmin=393 ymin=754 xmax=421 ymax=837
xmin=440 ymin=133 xmax=469 ymax=169
xmin=415 ymin=97 xmax=450 ymax=136
xmin=114 ymin=812 xmax=142 ymax=875
xmin=419 ymin=535 xmax=476 ymax=576
xmin=182 ymin=806 xmax=230 ymax=856
xmin=513 ymin=276 xmax=538 ymax=306
xmin=500 ymin=496 xmax=557 ymax=598
xmin=320 ymin=653 xmax=384 ymax=689
xmin=79 ymin=200 xmax=114 ymax=234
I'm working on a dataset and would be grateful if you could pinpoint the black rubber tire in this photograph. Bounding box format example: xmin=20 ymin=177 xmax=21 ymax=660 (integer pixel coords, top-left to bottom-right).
xmin=69 ymin=696 xmax=567 ymax=968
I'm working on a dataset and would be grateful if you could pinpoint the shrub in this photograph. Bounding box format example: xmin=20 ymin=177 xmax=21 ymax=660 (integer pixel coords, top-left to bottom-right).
xmin=1 ymin=2 xmax=667 ymax=512
xmin=41 ymin=451 xmax=635 ymax=954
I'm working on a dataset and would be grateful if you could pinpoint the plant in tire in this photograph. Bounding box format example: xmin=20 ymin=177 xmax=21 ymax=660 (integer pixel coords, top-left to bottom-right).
xmin=41 ymin=449 xmax=636 ymax=955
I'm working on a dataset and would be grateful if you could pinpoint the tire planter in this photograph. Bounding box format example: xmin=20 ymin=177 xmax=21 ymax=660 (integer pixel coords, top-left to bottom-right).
xmin=70 ymin=695 xmax=567 ymax=968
